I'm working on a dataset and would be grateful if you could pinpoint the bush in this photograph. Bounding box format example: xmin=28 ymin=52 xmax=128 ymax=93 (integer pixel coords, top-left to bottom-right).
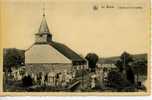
xmin=22 ymin=75 xmax=33 ymax=87
xmin=107 ymin=71 xmax=130 ymax=89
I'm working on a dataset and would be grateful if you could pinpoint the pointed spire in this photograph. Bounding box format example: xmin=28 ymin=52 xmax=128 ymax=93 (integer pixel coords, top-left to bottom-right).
xmin=35 ymin=1 xmax=52 ymax=43
xmin=38 ymin=15 xmax=50 ymax=34
xmin=37 ymin=2 xmax=50 ymax=34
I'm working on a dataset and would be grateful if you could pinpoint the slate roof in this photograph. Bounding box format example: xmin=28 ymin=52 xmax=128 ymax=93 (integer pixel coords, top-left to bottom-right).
xmin=49 ymin=41 xmax=86 ymax=63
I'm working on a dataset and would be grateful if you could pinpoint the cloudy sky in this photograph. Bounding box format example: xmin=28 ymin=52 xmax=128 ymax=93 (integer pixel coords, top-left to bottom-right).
xmin=0 ymin=0 xmax=150 ymax=57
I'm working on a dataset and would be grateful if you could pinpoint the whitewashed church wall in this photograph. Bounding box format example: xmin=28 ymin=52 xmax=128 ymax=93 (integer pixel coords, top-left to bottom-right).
xmin=25 ymin=44 xmax=72 ymax=64
xmin=25 ymin=63 xmax=72 ymax=74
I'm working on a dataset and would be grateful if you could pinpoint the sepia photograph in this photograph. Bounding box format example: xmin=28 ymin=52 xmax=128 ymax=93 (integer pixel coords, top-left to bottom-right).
xmin=0 ymin=0 xmax=150 ymax=95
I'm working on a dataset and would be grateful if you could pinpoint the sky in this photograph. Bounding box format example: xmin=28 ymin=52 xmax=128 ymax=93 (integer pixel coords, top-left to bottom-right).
xmin=0 ymin=0 xmax=150 ymax=57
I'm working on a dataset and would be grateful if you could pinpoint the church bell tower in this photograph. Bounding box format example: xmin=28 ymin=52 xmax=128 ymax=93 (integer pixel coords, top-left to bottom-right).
xmin=35 ymin=8 xmax=52 ymax=43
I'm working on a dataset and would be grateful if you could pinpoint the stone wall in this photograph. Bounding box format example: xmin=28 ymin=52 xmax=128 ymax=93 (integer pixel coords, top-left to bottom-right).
xmin=24 ymin=63 xmax=88 ymax=87
xmin=25 ymin=63 xmax=75 ymax=87
xmin=25 ymin=63 xmax=72 ymax=75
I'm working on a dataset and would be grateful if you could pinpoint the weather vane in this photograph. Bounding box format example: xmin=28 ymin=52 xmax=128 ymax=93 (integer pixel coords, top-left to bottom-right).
xmin=42 ymin=1 xmax=45 ymax=16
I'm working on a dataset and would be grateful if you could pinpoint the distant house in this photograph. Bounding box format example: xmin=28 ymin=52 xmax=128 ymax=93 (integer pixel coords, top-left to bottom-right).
xmin=25 ymin=12 xmax=86 ymax=84
xmin=97 ymin=57 xmax=119 ymax=70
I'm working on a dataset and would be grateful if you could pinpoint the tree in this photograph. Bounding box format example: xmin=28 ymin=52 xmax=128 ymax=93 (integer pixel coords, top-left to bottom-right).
xmin=85 ymin=53 xmax=99 ymax=72
xmin=3 ymin=48 xmax=25 ymax=72
xmin=120 ymin=51 xmax=133 ymax=65
xmin=115 ymin=52 xmax=135 ymax=84
xmin=115 ymin=60 xmax=123 ymax=72
xmin=115 ymin=52 xmax=133 ymax=73
xmin=120 ymin=52 xmax=135 ymax=84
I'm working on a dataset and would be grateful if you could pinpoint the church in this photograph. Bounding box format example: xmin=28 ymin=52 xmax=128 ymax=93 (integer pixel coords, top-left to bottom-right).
xmin=25 ymin=11 xmax=87 ymax=86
